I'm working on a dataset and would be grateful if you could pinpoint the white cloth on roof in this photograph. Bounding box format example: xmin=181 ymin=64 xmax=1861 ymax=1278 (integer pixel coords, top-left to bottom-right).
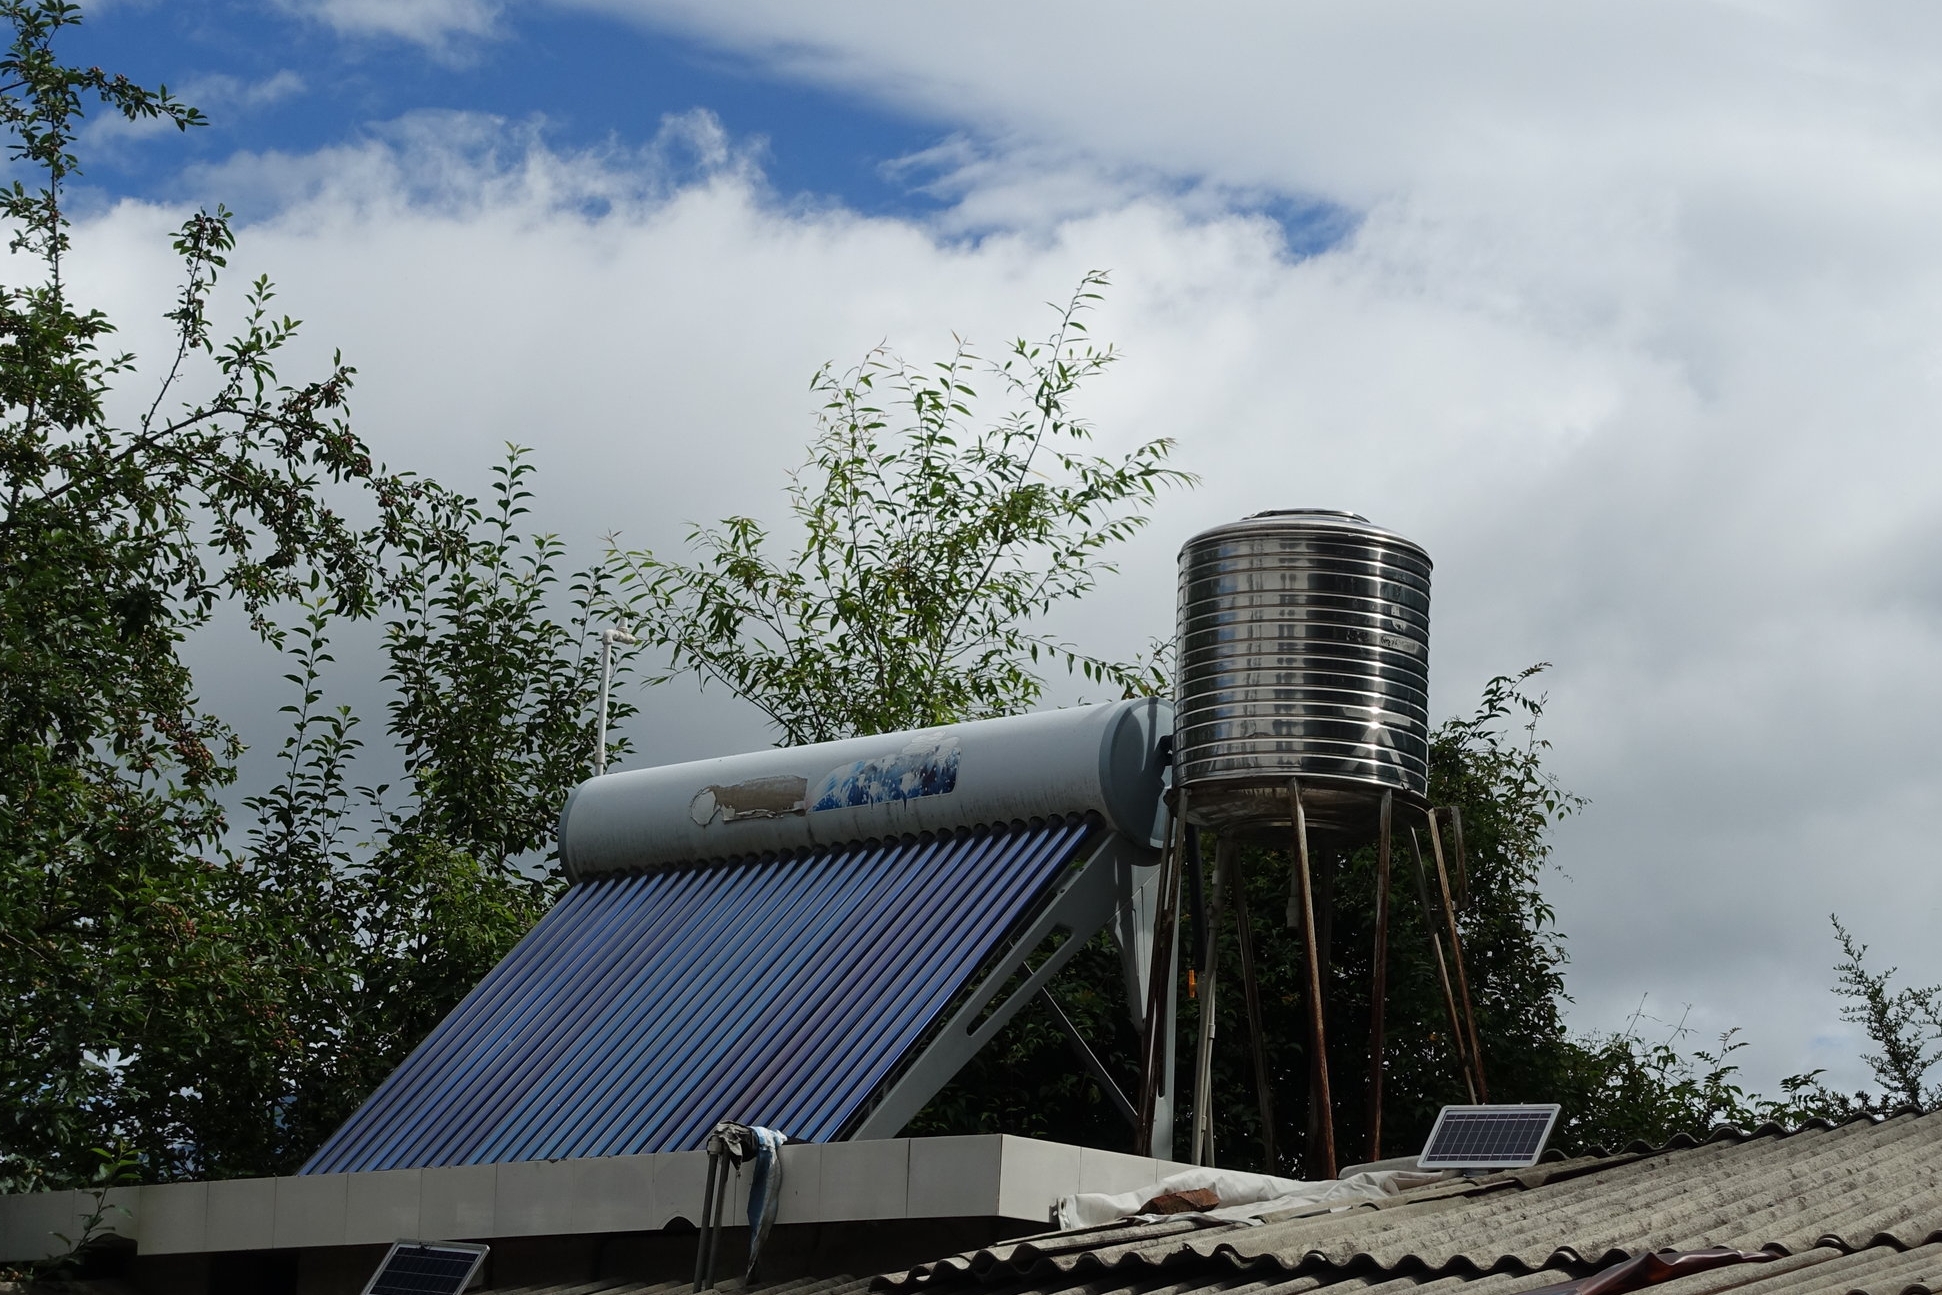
xmin=1054 ymin=1165 xmax=1444 ymax=1230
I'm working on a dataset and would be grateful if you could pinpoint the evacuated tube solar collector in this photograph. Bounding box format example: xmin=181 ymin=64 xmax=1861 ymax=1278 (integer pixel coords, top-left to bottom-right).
xmin=1174 ymin=508 xmax=1432 ymax=837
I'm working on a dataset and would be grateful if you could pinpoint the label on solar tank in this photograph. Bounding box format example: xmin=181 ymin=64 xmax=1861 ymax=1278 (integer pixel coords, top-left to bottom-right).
xmin=810 ymin=735 xmax=960 ymax=810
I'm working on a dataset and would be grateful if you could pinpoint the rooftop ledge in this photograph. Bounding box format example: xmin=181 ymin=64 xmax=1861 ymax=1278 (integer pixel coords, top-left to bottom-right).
xmin=0 ymin=1135 xmax=1194 ymax=1264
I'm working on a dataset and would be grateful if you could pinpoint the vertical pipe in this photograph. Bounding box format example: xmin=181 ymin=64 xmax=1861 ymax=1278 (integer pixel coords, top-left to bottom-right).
xmin=1428 ymin=811 xmax=1488 ymax=1103
xmin=1287 ymin=778 xmax=1336 ymax=1180
xmin=1227 ymin=838 xmax=1276 ymax=1173
xmin=704 ymin=1149 xmax=731 ymax=1289
xmin=592 ymin=627 xmax=637 ymax=778
xmin=1411 ymin=827 xmax=1477 ymax=1104
xmin=692 ymin=1148 xmax=719 ymax=1292
xmin=1136 ymin=790 xmax=1187 ymax=1156
xmin=1156 ymin=900 xmax=1181 ymax=1161
xmin=1190 ymin=834 xmax=1225 ymax=1166
xmin=594 ymin=629 xmax=614 ymax=778
xmin=1367 ymin=789 xmax=1393 ymax=1163
xmin=1187 ymin=826 xmax=1209 ymax=978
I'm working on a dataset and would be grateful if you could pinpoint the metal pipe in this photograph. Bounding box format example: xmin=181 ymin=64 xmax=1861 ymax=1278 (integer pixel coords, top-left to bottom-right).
xmin=1227 ymin=837 xmax=1275 ymax=1172
xmin=1190 ymin=833 xmax=1225 ymax=1166
xmin=1186 ymin=825 xmax=1209 ymax=979
xmin=1428 ymin=810 xmax=1488 ymax=1102
xmin=1367 ymin=788 xmax=1392 ymax=1163
xmin=593 ymin=627 xmax=639 ymax=777
xmin=1136 ymin=790 xmax=1188 ymax=1155
xmin=1287 ymin=777 xmax=1336 ymax=1180
xmin=703 ymin=1146 xmax=730 ymax=1289
xmin=693 ymin=1148 xmax=719 ymax=1292
xmin=1043 ymin=989 xmax=1138 ymax=1131
xmin=1410 ymin=826 xmax=1476 ymax=1103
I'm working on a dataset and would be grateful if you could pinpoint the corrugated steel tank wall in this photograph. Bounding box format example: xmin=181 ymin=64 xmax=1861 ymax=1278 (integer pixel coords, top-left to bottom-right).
xmin=1174 ymin=509 xmax=1432 ymax=835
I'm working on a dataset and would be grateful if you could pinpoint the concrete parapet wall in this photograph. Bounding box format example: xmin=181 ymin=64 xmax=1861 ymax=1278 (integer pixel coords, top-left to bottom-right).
xmin=0 ymin=1136 xmax=1182 ymax=1264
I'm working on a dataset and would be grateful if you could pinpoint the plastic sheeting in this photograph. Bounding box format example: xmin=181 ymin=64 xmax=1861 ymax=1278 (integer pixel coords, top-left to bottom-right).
xmin=1055 ymin=1166 xmax=1445 ymax=1229
xmin=303 ymin=818 xmax=1098 ymax=1173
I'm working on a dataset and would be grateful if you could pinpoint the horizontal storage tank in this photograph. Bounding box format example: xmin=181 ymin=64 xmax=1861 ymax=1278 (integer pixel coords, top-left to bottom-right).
xmin=560 ymin=697 xmax=1172 ymax=878
xmin=1175 ymin=509 xmax=1431 ymax=838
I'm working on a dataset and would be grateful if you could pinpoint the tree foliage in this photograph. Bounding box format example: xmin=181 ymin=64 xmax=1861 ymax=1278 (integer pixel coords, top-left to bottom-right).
xmin=0 ymin=0 xmax=624 ymax=1187
xmin=613 ymin=272 xmax=1193 ymax=744
xmin=0 ymin=0 xmax=425 ymax=1190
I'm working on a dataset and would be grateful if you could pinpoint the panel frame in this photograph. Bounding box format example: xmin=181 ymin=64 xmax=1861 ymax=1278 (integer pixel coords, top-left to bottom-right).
xmin=847 ymin=832 xmax=1160 ymax=1140
xmin=1416 ymin=1103 xmax=1562 ymax=1170
xmin=359 ymin=1238 xmax=488 ymax=1295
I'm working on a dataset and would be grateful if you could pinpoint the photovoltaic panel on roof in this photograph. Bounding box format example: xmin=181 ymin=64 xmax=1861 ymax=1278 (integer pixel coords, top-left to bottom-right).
xmin=302 ymin=818 xmax=1098 ymax=1173
xmin=1418 ymin=1104 xmax=1562 ymax=1169
xmin=360 ymin=1240 xmax=487 ymax=1295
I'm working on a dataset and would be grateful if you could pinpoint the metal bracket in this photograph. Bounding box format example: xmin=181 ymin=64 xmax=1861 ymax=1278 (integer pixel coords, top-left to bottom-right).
xmin=849 ymin=832 xmax=1157 ymax=1140
xmin=1043 ymin=988 xmax=1137 ymax=1130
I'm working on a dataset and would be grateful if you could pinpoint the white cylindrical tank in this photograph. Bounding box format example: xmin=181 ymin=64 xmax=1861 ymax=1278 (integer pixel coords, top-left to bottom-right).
xmin=559 ymin=698 xmax=1172 ymax=879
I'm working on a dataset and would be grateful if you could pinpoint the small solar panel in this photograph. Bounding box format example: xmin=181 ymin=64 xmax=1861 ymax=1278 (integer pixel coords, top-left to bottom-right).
xmin=360 ymin=1240 xmax=488 ymax=1295
xmin=1417 ymin=1103 xmax=1561 ymax=1170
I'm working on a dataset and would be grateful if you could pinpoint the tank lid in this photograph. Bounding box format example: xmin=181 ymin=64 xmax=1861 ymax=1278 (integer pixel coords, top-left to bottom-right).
xmin=1181 ymin=509 xmax=1429 ymax=563
xmin=1248 ymin=508 xmax=1370 ymax=522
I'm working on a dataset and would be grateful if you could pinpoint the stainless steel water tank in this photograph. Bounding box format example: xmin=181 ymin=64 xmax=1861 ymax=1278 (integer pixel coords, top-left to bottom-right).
xmin=1175 ymin=509 xmax=1431 ymax=838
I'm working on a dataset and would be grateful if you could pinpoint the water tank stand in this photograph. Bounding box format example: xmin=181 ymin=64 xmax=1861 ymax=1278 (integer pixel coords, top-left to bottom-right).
xmin=1163 ymin=794 xmax=1491 ymax=1178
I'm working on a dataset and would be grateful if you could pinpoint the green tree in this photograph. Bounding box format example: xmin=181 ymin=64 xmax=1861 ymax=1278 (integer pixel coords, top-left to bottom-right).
xmin=238 ymin=448 xmax=635 ymax=1172
xmin=612 ymin=271 xmax=1192 ymax=744
xmin=0 ymin=0 xmax=427 ymax=1189
xmin=0 ymin=0 xmax=623 ymax=1183
xmin=1770 ymin=918 xmax=1942 ymax=1120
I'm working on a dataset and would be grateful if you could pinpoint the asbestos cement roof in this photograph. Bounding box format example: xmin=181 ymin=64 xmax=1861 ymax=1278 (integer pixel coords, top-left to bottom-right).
xmin=476 ymin=1110 xmax=1942 ymax=1295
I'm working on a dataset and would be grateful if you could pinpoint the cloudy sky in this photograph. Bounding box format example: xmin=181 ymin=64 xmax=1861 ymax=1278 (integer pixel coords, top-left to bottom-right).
xmin=61 ymin=0 xmax=1942 ymax=1097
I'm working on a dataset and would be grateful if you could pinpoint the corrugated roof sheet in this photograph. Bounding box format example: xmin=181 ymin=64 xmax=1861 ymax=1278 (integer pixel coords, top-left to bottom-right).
xmin=886 ymin=1110 xmax=1942 ymax=1292
xmin=473 ymin=1244 xmax=1942 ymax=1295
xmin=304 ymin=817 xmax=1099 ymax=1173
xmin=463 ymin=1119 xmax=1942 ymax=1295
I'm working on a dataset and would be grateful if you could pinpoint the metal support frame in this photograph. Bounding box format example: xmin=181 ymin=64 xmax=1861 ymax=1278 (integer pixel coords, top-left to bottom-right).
xmin=850 ymin=832 xmax=1161 ymax=1140
xmin=1135 ymin=792 xmax=1188 ymax=1158
xmin=1366 ymin=788 xmax=1393 ymax=1163
xmin=1188 ymin=829 xmax=1226 ymax=1166
xmin=1161 ymin=788 xmax=1482 ymax=1176
xmin=1427 ymin=809 xmax=1488 ymax=1103
xmin=1226 ymin=835 xmax=1276 ymax=1172
xmin=1285 ymin=778 xmax=1337 ymax=1180
xmin=1043 ymin=989 xmax=1138 ymax=1129
xmin=1410 ymin=825 xmax=1478 ymax=1103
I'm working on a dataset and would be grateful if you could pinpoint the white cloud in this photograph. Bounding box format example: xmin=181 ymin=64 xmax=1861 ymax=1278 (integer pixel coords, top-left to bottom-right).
xmin=278 ymin=0 xmax=502 ymax=54
xmin=69 ymin=0 xmax=1942 ymax=1098
xmin=82 ymin=69 xmax=307 ymax=150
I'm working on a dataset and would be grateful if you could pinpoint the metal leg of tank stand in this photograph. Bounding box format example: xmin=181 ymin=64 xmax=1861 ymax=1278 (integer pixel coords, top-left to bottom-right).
xmin=1411 ymin=826 xmax=1477 ymax=1104
xmin=1227 ymin=837 xmax=1276 ymax=1173
xmin=1286 ymin=777 xmax=1336 ymax=1180
xmin=1428 ymin=809 xmax=1489 ymax=1103
xmin=1136 ymin=791 xmax=1187 ymax=1157
xmin=1190 ymin=833 xmax=1226 ymax=1167
xmin=1367 ymin=789 xmax=1393 ymax=1163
